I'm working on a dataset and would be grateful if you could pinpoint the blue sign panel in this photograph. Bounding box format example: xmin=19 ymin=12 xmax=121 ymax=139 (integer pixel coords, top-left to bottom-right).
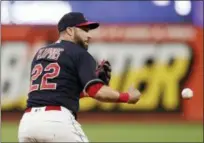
xmin=68 ymin=1 xmax=192 ymax=23
xmin=192 ymin=1 xmax=203 ymax=27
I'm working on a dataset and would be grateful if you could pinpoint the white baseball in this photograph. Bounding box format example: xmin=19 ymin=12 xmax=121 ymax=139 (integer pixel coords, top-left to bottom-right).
xmin=181 ymin=88 xmax=193 ymax=98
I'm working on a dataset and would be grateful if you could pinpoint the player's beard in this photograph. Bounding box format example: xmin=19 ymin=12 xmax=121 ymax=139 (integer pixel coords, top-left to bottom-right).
xmin=74 ymin=34 xmax=88 ymax=49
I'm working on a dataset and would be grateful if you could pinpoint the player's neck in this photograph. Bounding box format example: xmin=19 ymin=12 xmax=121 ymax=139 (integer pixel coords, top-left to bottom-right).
xmin=59 ymin=36 xmax=76 ymax=44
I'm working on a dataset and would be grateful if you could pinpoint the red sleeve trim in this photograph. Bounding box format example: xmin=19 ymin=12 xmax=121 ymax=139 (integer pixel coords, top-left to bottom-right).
xmin=86 ymin=83 xmax=104 ymax=97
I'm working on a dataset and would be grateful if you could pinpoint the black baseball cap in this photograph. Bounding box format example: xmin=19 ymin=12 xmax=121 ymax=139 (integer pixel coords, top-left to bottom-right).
xmin=58 ymin=12 xmax=99 ymax=32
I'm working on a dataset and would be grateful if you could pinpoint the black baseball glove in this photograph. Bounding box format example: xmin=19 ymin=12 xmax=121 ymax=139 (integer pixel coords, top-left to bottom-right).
xmin=96 ymin=60 xmax=112 ymax=85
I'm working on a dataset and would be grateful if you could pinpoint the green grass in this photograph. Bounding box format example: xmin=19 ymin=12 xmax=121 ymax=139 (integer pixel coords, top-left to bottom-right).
xmin=1 ymin=122 xmax=203 ymax=142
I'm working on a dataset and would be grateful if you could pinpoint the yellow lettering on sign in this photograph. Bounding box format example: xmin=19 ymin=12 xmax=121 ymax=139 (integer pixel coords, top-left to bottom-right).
xmin=119 ymin=58 xmax=191 ymax=111
xmin=160 ymin=59 xmax=190 ymax=110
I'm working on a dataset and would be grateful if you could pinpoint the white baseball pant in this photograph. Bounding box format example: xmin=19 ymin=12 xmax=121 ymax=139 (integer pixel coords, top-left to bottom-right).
xmin=18 ymin=106 xmax=89 ymax=142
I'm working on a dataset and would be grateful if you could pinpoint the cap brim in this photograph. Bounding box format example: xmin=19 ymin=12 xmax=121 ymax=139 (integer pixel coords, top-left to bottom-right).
xmin=76 ymin=22 xmax=99 ymax=30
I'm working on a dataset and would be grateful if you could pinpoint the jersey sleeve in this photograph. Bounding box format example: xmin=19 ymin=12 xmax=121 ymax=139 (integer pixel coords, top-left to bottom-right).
xmin=76 ymin=52 xmax=104 ymax=91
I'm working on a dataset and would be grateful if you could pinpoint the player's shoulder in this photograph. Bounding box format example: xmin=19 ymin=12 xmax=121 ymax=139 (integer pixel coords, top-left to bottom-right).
xmin=60 ymin=40 xmax=89 ymax=55
xmin=53 ymin=40 xmax=95 ymax=60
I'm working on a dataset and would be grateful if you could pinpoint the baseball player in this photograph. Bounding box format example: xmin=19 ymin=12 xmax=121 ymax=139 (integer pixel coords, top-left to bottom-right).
xmin=18 ymin=12 xmax=141 ymax=142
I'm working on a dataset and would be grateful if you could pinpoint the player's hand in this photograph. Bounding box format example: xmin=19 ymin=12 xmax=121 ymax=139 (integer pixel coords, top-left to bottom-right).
xmin=96 ymin=60 xmax=112 ymax=85
xmin=127 ymin=86 xmax=141 ymax=104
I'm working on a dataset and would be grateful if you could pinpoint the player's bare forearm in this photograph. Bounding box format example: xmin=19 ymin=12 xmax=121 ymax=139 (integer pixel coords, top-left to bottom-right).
xmin=94 ymin=86 xmax=120 ymax=102
xmin=93 ymin=85 xmax=141 ymax=104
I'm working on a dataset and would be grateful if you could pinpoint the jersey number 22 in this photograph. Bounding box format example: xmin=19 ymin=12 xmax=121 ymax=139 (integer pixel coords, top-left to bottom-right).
xmin=29 ymin=63 xmax=60 ymax=92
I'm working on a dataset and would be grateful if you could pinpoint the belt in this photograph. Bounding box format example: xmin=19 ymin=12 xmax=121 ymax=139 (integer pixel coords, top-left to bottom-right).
xmin=25 ymin=106 xmax=77 ymax=120
xmin=25 ymin=106 xmax=61 ymax=113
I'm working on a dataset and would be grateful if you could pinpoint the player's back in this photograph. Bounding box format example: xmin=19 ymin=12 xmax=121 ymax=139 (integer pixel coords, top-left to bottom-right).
xmin=27 ymin=40 xmax=87 ymax=114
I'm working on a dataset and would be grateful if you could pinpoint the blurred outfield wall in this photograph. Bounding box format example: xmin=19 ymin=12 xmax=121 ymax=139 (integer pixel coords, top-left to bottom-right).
xmin=1 ymin=24 xmax=203 ymax=122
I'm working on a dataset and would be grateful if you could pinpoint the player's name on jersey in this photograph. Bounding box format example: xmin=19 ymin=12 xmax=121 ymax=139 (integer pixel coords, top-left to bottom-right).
xmin=36 ymin=48 xmax=64 ymax=60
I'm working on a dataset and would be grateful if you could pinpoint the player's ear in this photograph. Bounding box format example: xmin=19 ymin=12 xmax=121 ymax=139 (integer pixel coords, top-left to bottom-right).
xmin=65 ymin=27 xmax=73 ymax=36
